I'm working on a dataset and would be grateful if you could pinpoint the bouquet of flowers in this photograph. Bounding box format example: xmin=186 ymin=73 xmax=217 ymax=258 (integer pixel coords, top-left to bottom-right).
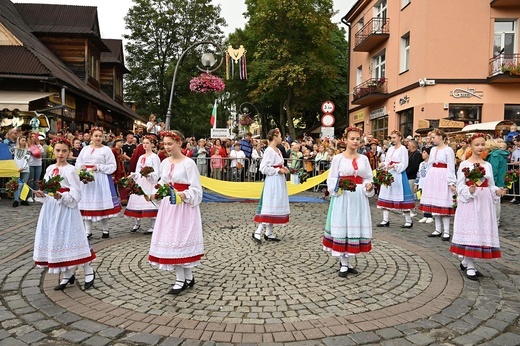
xmin=78 ymin=170 xmax=95 ymax=184
xmin=504 ymin=169 xmax=519 ymax=189
xmin=290 ymin=168 xmax=309 ymax=184
xmin=239 ymin=114 xmax=254 ymax=126
xmin=335 ymin=177 xmax=357 ymax=194
xmin=153 ymin=183 xmax=183 ymax=204
xmin=452 ymin=194 xmax=458 ymax=208
xmin=462 ymin=163 xmax=486 ymax=186
xmin=117 ymin=177 xmax=144 ymax=195
xmin=38 ymin=175 xmax=64 ymax=194
xmin=5 ymin=178 xmax=20 ymax=198
xmin=140 ymin=166 xmax=154 ymax=178
xmin=189 ymin=73 xmax=225 ymax=93
xmin=373 ymin=169 xmax=394 ymax=187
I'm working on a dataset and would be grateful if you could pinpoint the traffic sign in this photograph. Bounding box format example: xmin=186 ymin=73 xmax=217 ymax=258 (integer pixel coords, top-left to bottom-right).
xmin=321 ymin=100 xmax=335 ymax=114
xmin=321 ymin=114 xmax=335 ymax=127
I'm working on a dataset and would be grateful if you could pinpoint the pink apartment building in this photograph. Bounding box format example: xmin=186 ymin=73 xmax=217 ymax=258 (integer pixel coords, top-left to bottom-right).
xmin=342 ymin=0 xmax=520 ymax=140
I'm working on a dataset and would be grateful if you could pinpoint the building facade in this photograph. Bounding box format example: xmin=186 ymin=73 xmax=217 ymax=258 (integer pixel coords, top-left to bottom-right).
xmin=343 ymin=0 xmax=520 ymax=140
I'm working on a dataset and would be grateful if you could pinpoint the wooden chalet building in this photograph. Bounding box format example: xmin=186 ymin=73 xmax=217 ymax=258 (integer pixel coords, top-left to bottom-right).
xmin=0 ymin=0 xmax=143 ymax=133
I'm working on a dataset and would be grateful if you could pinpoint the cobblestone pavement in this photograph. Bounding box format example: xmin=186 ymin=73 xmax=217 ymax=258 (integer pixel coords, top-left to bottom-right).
xmin=0 ymin=193 xmax=519 ymax=346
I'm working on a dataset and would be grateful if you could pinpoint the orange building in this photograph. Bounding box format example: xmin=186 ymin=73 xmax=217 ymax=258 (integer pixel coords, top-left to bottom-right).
xmin=342 ymin=0 xmax=520 ymax=140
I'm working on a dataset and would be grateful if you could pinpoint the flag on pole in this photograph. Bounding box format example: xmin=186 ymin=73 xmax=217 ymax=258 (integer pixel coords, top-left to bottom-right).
xmin=210 ymin=100 xmax=217 ymax=128
xmin=19 ymin=179 xmax=30 ymax=201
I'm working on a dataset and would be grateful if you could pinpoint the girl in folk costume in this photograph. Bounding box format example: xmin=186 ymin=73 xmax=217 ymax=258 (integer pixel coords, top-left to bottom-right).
xmin=124 ymin=135 xmax=161 ymax=234
xmin=450 ymin=133 xmax=506 ymax=280
xmin=376 ymin=130 xmax=415 ymax=228
xmin=323 ymin=126 xmax=374 ymax=277
xmin=149 ymin=131 xmax=204 ymax=295
xmin=419 ymin=129 xmax=457 ymax=241
xmin=111 ymin=136 xmax=128 ymax=205
xmin=33 ymin=138 xmax=96 ymax=291
xmin=75 ymin=128 xmax=121 ymax=239
xmin=252 ymin=128 xmax=290 ymax=243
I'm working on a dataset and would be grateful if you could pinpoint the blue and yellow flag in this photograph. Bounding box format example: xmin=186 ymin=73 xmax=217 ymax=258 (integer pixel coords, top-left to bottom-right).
xmin=19 ymin=179 xmax=30 ymax=201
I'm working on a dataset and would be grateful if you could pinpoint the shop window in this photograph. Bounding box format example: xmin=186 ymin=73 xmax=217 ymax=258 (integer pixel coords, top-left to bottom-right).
xmin=448 ymin=104 xmax=482 ymax=124
xmin=504 ymin=104 xmax=520 ymax=124
xmin=371 ymin=116 xmax=388 ymax=141
xmin=398 ymin=108 xmax=414 ymax=138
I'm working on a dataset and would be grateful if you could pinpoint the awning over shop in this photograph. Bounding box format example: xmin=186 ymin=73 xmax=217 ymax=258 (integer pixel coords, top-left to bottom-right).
xmin=0 ymin=91 xmax=56 ymax=111
xmin=449 ymin=120 xmax=515 ymax=135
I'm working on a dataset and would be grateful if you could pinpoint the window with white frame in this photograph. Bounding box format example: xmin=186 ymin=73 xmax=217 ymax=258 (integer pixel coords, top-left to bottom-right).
xmin=372 ymin=50 xmax=386 ymax=79
xmin=356 ymin=66 xmax=363 ymax=85
xmin=401 ymin=0 xmax=410 ymax=9
xmin=374 ymin=0 xmax=387 ymax=19
xmin=358 ymin=17 xmax=364 ymax=31
xmin=494 ymin=20 xmax=517 ymax=56
xmin=400 ymin=33 xmax=410 ymax=73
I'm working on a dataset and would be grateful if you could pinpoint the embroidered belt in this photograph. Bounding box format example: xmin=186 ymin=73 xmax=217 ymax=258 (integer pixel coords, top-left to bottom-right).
xmin=467 ymin=179 xmax=488 ymax=187
xmin=340 ymin=175 xmax=363 ymax=184
xmin=433 ymin=163 xmax=448 ymax=168
xmin=57 ymin=188 xmax=70 ymax=193
xmin=273 ymin=164 xmax=283 ymax=168
xmin=173 ymin=183 xmax=190 ymax=192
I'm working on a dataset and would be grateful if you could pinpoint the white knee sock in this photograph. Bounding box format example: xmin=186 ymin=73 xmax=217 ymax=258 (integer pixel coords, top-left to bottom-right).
xmin=84 ymin=220 xmax=92 ymax=235
xmin=101 ymin=218 xmax=109 ymax=231
xmin=254 ymin=223 xmax=263 ymax=237
xmin=265 ymin=224 xmax=274 ymax=237
xmin=339 ymin=254 xmax=349 ymax=272
xmin=135 ymin=218 xmax=141 ymax=226
xmin=184 ymin=267 xmax=193 ymax=281
xmin=404 ymin=212 xmax=412 ymax=223
xmin=174 ymin=266 xmax=186 ymax=289
xmin=465 ymin=257 xmax=476 ymax=275
xmin=83 ymin=263 xmax=94 ymax=283
xmin=60 ymin=268 xmax=73 ymax=285
xmin=150 ymin=218 xmax=156 ymax=228
xmin=383 ymin=210 xmax=389 ymax=222
xmin=434 ymin=215 xmax=442 ymax=233
xmin=442 ymin=216 xmax=450 ymax=236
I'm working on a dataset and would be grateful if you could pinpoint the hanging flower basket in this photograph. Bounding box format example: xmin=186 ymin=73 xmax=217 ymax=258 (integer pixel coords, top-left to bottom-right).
xmin=189 ymin=73 xmax=226 ymax=93
xmin=239 ymin=114 xmax=253 ymax=126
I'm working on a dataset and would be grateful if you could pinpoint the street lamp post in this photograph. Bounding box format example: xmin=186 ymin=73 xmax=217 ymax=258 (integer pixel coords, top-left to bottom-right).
xmin=165 ymin=41 xmax=224 ymax=131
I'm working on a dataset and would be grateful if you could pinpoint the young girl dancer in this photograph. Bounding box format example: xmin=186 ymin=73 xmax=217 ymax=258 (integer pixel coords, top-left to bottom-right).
xmin=75 ymin=128 xmax=121 ymax=239
xmin=419 ymin=129 xmax=457 ymax=240
xmin=148 ymin=131 xmax=204 ymax=295
xmin=376 ymin=130 xmax=415 ymax=228
xmin=252 ymin=128 xmax=290 ymax=243
xmin=450 ymin=133 xmax=506 ymax=280
xmin=124 ymin=135 xmax=161 ymax=234
xmin=323 ymin=126 xmax=374 ymax=277
xmin=33 ymin=137 xmax=96 ymax=290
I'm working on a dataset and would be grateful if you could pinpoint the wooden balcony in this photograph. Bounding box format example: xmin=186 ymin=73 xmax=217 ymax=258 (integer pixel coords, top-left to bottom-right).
xmin=488 ymin=53 xmax=520 ymax=83
xmin=352 ymin=78 xmax=389 ymax=105
xmin=490 ymin=0 xmax=518 ymax=7
xmin=353 ymin=17 xmax=390 ymax=52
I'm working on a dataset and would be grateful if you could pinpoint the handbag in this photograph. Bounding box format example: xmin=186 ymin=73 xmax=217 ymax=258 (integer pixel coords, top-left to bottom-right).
xmin=236 ymin=162 xmax=243 ymax=170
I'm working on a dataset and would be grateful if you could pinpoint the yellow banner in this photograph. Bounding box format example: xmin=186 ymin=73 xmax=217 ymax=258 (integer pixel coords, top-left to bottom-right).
xmin=200 ymin=170 xmax=330 ymax=199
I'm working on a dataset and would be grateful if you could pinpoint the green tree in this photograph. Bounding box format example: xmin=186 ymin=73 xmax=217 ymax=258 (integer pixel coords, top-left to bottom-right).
xmin=124 ymin=0 xmax=226 ymax=136
xmin=227 ymin=0 xmax=348 ymax=140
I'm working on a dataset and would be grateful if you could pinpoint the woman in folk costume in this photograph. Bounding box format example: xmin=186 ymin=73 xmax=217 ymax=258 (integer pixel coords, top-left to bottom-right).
xmin=124 ymin=135 xmax=161 ymax=234
xmin=323 ymin=126 xmax=374 ymax=278
xmin=75 ymin=127 xmax=121 ymax=239
xmin=450 ymin=133 xmax=506 ymax=280
xmin=376 ymin=130 xmax=415 ymax=228
xmin=252 ymin=128 xmax=290 ymax=243
xmin=33 ymin=138 xmax=96 ymax=291
xmin=149 ymin=131 xmax=204 ymax=295
xmin=111 ymin=136 xmax=128 ymax=205
xmin=419 ymin=129 xmax=457 ymax=241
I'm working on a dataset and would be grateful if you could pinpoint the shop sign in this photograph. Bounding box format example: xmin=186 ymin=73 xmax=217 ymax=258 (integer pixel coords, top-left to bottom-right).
xmin=399 ymin=95 xmax=410 ymax=105
xmin=211 ymin=128 xmax=232 ymax=139
xmin=418 ymin=119 xmax=430 ymax=129
xmin=370 ymin=107 xmax=386 ymax=120
xmin=439 ymin=118 xmax=464 ymax=129
xmin=352 ymin=110 xmax=365 ymax=122
xmin=450 ymin=87 xmax=483 ymax=99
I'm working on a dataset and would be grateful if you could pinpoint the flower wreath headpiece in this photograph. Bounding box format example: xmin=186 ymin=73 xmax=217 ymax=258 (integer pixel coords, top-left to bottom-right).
xmin=344 ymin=126 xmax=363 ymax=136
xmin=391 ymin=130 xmax=403 ymax=137
xmin=51 ymin=137 xmax=72 ymax=148
xmin=144 ymin=134 xmax=158 ymax=145
xmin=160 ymin=131 xmax=181 ymax=142
xmin=89 ymin=127 xmax=103 ymax=135
xmin=468 ymin=132 xmax=486 ymax=143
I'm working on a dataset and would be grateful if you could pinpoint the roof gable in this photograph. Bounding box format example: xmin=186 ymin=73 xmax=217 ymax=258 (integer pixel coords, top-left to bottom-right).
xmin=14 ymin=3 xmax=100 ymax=36
xmin=0 ymin=22 xmax=22 ymax=45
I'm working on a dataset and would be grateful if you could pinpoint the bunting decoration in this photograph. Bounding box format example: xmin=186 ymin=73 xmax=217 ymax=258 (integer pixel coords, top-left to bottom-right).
xmin=226 ymin=45 xmax=247 ymax=80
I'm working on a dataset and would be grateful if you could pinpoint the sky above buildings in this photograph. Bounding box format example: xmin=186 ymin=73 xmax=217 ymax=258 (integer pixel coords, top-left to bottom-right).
xmin=13 ymin=0 xmax=357 ymax=40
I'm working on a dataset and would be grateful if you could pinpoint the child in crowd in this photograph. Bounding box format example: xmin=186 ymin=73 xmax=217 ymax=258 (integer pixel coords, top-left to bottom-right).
xmin=414 ymin=147 xmax=433 ymax=224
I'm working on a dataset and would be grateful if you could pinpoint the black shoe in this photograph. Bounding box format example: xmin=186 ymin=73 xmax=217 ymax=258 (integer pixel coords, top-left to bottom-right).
xmin=186 ymin=277 xmax=195 ymax=288
xmin=251 ymin=233 xmax=261 ymax=244
xmin=466 ymin=269 xmax=478 ymax=281
xmin=54 ymin=275 xmax=75 ymax=291
xmin=168 ymin=280 xmax=187 ymax=294
xmin=402 ymin=222 xmax=413 ymax=228
xmin=459 ymin=263 xmax=483 ymax=277
xmin=130 ymin=225 xmax=140 ymax=233
xmin=427 ymin=232 xmax=442 ymax=238
xmin=347 ymin=267 xmax=359 ymax=274
xmin=101 ymin=231 xmax=109 ymax=239
xmin=84 ymin=272 xmax=95 ymax=290
xmin=87 ymin=233 xmax=93 ymax=239
xmin=12 ymin=201 xmax=19 ymax=208
xmin=20 ymin=200 xmax=29 ymax=206
xmin=377 ymin=221 xmax=390 ymax=227
xmin=338 ymin=270 xmax=348 ymax=278
xmin=442 ymin=234 xmax=451 ymax=241
xmin=264 ymin=234 xmax=281 ymax=242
